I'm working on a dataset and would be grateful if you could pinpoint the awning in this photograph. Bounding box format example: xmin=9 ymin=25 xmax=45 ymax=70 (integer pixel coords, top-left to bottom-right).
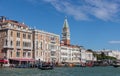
xmin=9 ymin=58 xmax=35 ymax=62
xmin=0 ymin=59 xmax=8 ymax=63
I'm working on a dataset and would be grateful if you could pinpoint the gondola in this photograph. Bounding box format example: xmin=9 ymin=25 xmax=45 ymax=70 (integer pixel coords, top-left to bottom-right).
xmin=38 ymin=64 xmax=54 ymax=70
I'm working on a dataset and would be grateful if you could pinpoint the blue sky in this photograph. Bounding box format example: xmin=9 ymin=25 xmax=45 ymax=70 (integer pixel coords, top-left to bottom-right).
xmin=1 ymin=0 xmax=120 ymax=50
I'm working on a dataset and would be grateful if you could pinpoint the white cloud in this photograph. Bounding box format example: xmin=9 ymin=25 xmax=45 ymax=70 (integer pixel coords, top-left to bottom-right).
xmin=42 ymin=0 xmax=89 ymax=20
xmin=85 ymin=0 xmax=119 ymax=21
xmin=109 ymin=41 xmax=120 ymax=44
xmin=27 ymin=0 xmax=120 ymax=21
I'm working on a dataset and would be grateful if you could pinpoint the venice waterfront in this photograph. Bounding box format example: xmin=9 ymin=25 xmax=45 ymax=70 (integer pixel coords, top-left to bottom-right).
xmin=0 ymin=67 xmax=120 ymax=76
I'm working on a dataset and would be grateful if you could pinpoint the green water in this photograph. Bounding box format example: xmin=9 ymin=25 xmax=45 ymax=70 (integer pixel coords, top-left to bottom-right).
xmin=0 ymin=67 xmax=120 ymax=76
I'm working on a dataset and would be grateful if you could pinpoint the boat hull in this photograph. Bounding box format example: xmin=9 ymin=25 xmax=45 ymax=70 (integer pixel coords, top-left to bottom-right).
xmin=38 ymin=64 xmax=54 ymax=70
xmin=113 ymin=64 xmax=120 ymax=68
xmin=38 ymin=67 xmax=53 ymax=70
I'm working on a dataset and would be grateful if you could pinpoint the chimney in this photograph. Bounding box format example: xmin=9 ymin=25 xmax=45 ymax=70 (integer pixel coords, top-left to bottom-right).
xmin=0 ymin=16 xmax=6 ymax=22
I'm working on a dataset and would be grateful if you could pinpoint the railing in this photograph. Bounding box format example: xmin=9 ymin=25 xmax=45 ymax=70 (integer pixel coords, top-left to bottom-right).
xmin=3 ymin=45 xmax=14 ymax=48
xmin=51 ymin=40 xmax=56 ymax=44
xmin=51 ymin=49 xmax=56 ymax=51
xmin=23 ymin=47 xmax=32 ymax=50
xmin=16 ymin=46 xmax=21 ymax=49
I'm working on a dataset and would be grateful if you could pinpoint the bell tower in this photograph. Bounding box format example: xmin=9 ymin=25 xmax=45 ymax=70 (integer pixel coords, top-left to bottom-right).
xmin=62 ymin=17 xmax=70 ymax=45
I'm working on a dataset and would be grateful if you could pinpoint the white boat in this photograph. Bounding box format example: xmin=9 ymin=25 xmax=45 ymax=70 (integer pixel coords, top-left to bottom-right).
xmin=112 ymin=60 xmax=120 ymax=68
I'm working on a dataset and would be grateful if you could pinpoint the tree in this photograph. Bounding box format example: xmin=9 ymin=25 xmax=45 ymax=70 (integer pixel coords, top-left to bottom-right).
xmin=86 ymin=49 xmax=93 ymax=52
xmin=86 ymin=49 xmax=97 ymax=57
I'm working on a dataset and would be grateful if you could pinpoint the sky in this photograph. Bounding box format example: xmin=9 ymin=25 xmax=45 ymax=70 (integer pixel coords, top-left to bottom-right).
xmin=1 ymin=0 xmax=120 ymax=50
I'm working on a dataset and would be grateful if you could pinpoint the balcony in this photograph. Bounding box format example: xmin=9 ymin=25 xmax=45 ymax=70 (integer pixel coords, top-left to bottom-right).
xmin=51 ymin=49 xmax=56 ymax=51
xmin=23 ymin=47 xmax=32 ymax=50
xmin=50 ymin=40 xmax=56 ymax=44
xmin=50 ymin=55 xmax=56 ymax=58
xmin=3 ymin=45 xmax=14 ymax=49
xmin=16 ymin=46 xmax=21 ymax=49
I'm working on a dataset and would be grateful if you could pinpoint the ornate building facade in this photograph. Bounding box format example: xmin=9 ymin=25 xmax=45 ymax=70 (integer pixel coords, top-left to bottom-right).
xmin=0 ymin=16 xmax=60 ymax=66
xmin=32 ymin=29 xmax=60 ymax=63
xmin=0 ymin=16 xmax=33 ymax=66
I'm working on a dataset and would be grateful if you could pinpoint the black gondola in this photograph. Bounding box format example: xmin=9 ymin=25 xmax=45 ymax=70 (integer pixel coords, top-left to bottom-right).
xmin=38 ymin=63 xmax=54 ymax=70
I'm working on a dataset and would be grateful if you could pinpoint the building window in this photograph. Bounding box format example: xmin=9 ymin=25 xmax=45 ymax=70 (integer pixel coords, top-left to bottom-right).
xmin=10 ymin=51 xmax=12 ymax=57
xmin=11 ymin=41 xmax=13 ymax=46
xmin=28 ymin=42 xmax=31 ymax=47
xmin=16 ymin=41 xmax=20 ymax=46
xmin=28 ymin=34 xmax=31 ymax=39
xmin=11 ymin=31 xmax=13 ymax=36
xmin=5 ymin=31 xmax=7 ymax=36
xmin=50 ymin=36 xmax=56 ymax=44
xmin=40 ymin=42 xmax=42 ymax=50
xmin=17 ymin=26 xmax=21 ymax=29
xmin=36 ymin=41 xmax=38 ymax=50
xmin=5 ymin=39 xmax=8 ymax=46
xmin=17 ymin=32 xmax=20 ymax=38
xmin=28 ymin=52 xmax=31 ymax=57
xmin=23 ymin=33 xmax=26 ymax=39
xmin=23 ymin=52 xmax=26 ymax=57
xmin=51 ymin=36 xmax=55 ymax=40
xmin=36 ymin=51 xmax=38 ymax=57
xmin=11 ymin=24 xmax=14 ymax=28
xmin=88 ymin=54 xmax=91 ymax=58
xmin=51 ymin=51 xmax=55 ymax=56
xmin=16 ymin=51 xmax=20 ymax=57
xmin=50 ymin=45 xmax=56 ymax=50
xmin=23 ymin=42 xmax=24 ymax=47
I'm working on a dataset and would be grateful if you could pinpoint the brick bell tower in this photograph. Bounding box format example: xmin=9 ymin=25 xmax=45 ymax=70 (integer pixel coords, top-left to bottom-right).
xmin=62 ymin=17 xmax=70 ymax=45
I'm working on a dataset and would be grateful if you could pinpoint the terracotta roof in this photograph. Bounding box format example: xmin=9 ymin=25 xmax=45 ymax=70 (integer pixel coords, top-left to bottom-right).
xmin=60 ymin=43 xmax=80 ymax=48
xmin=0 ymin=20 xmax=28 ymax=28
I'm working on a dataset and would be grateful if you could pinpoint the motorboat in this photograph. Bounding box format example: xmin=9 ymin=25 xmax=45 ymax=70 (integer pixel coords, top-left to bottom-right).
xmin=113 ymin=63 xmax=120 ymax=68
xmin=112 ymin=60 xmax=120 ymax=68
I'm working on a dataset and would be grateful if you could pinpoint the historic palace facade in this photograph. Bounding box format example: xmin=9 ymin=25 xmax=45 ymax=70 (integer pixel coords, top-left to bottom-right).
xmin=32 ymin=29 xmax=60 ymax=63
xmin=0 ymin=16 xmax=33 ymax=65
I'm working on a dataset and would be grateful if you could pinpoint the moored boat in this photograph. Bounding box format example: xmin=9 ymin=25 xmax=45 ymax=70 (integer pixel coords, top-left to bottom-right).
xmin=112 ymin=62 xmax=120 ymax=68
xmin=113 ymin=64 xmax=120 ymax=68
xmin=38 ymin=63 xmax=54 ymax=70
xmin=112 ymin=60 xmax=120 ymax=68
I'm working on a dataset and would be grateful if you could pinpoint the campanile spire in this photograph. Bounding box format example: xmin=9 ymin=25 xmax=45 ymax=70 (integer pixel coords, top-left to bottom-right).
xmin=62 ymin=17 xmax=70 ymax=45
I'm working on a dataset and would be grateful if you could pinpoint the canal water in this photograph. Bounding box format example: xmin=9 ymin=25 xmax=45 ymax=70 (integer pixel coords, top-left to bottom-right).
xmin=0 ymin=66 xmax=120 ymax=76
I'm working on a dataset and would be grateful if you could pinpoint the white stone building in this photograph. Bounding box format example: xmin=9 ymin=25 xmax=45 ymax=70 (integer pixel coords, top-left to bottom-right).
xmin=96 ymin=49 xmax=120 ymax=60
xmin=85 ymin=50 xmax=96 ymax=62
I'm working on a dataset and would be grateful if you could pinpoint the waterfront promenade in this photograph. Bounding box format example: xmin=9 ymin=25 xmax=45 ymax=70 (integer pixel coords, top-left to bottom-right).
xmin=0 ymin=67 xmax=120 ymax=76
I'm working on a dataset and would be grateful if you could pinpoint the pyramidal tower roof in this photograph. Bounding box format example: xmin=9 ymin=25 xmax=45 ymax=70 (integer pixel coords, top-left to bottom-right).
xmin=63 ymin=16 xmax=69 ymax=28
